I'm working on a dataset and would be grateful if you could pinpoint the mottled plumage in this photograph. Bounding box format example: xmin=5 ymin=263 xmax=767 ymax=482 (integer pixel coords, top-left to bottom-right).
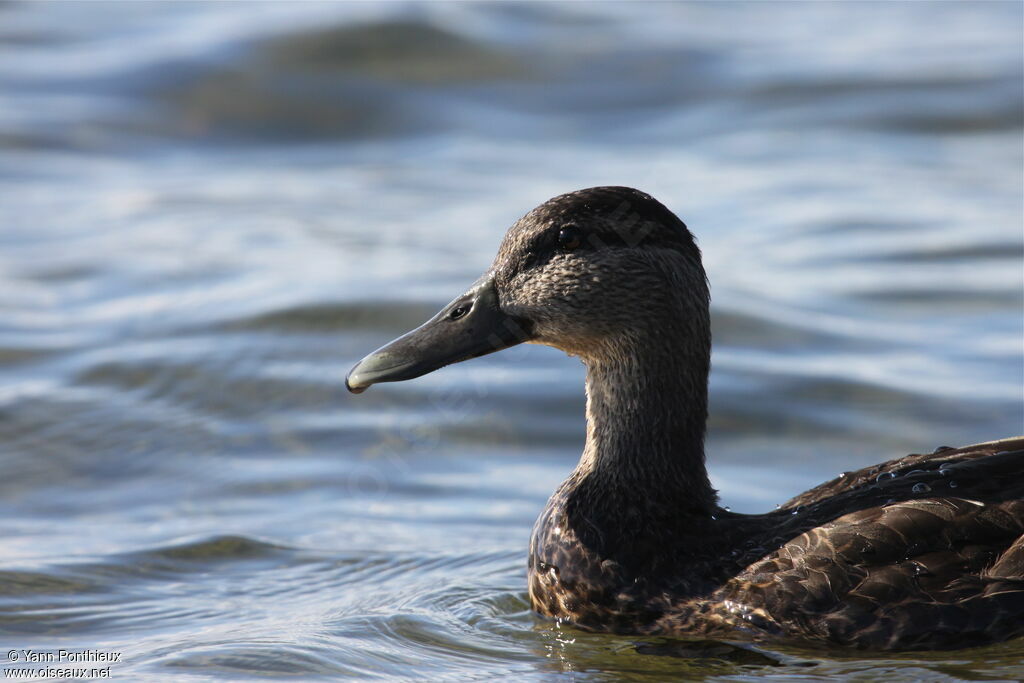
xmin=531 ymin=437 xmax=1024 ymax=649
xmin=347 ymin=186 xmax=1024 ymax=650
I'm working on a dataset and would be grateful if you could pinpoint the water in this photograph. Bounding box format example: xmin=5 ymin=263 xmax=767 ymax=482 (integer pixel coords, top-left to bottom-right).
xmin=0 ymin=2 xmax=1022 ymax=679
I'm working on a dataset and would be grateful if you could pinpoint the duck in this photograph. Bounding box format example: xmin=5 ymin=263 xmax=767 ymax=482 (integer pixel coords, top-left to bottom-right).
xmin=345 ymin=186 xmax=1024 ymax=650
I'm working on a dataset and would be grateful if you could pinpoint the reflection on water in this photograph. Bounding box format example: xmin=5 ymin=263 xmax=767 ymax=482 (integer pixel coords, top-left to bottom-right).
xmin=0 ymin=2 xmax=1021 ymax=680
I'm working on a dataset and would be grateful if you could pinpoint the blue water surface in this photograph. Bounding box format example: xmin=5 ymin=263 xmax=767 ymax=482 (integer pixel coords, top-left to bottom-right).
xmin=0 ymin=2 xmax=1021 ymax=680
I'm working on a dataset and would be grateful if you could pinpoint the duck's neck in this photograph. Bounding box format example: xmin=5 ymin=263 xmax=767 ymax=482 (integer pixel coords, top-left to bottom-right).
xmin=557 ymin=313 xmax=716 ymax=569
xmin=575 ymin=338 xmax=716 ymax=515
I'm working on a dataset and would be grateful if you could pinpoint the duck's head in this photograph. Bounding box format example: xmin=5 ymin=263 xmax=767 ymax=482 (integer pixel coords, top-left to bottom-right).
xmin=346 ymin=186 xmax=707 ymax=393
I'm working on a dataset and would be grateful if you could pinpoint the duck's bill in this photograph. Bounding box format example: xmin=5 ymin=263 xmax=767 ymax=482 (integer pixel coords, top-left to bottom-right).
xmin=345 ymin=278 xmax=531 ymax=394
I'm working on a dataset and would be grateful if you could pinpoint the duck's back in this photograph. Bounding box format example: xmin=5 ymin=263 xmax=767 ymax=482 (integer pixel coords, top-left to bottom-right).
xmin=666 ymin=438 xmax=1024 ymax=649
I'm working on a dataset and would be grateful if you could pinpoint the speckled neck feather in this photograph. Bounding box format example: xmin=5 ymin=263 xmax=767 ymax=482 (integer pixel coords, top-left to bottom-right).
xmin=576 ymin=327 xmax=715 ymax=515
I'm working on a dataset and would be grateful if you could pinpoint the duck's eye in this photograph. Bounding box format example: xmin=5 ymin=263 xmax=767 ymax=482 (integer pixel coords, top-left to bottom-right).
xmin=558 ymin=226 xmax=582 ymax=251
